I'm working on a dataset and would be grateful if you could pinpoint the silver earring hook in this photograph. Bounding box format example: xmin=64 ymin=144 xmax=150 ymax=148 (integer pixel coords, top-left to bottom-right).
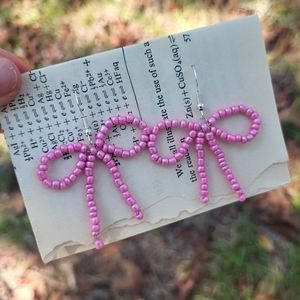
xmin=191 ymin=65 xmax=208 ymax=124
xmin=74 ymin=92 xmax=93 ymax=145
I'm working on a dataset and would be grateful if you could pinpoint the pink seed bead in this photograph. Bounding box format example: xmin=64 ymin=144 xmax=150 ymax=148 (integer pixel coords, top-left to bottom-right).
xmin=198 ymin=158 xmax=204 ymax=165
xmin=87 ymin=194 xmax=94 ymax=201
xmin=199 ymin=172 xmax=206 ymax=178
xmin=121 ymin=151 xmax=130 ymax=158
xmin=52 ymin=180 xmax=60 ymax=189
xmin=239 ymin=194 xmax=246 ymax=201
xmin=181 ymin=142 xmax=189 ymax=150
xmin=127 ymin=115 xmax=134 ymax=122
xmin=115 ymin=178 xmax=122 ymax=186
xmin=111 ymin=116 xmax=118 ymax=124
xmin=89 ymin=212 xmax=97 ymax=218
xmin=232 ymin=106 xmax=239 ymax=113
xmin=218 ymin=109 xmax=225 ymax=117
xmin=131 ymin=204 xmax=140 ymax=212
xmin=175 ymin=153 xmax=183 ymax=160
xmin=85 ymin=168 xmax=93 ymax=176
xmin=250 ymin=129 xmax=257 ymax=136
xmin=122 ymin=191 xmax=130 ymax=199
xmin=141 ymin=134 xmax=149 ymax=142
xmin=202 ymin=184 xmax=208 ymax=190
xmin=198 ymin=166 xmax=205 ymax=172
xmin=86 ymin=176 xmax=94 ymax=184
xmin=201 ymin=190 xmax=208 ymax=197
xmin=73 ymin=168 xmax=82 ymax=176
xmin=201 ymin=196 xmax=208 ymax=204
xmin=43 ymin=179 xmax=52 ymax=188
xmin=133 ymin=118 xmax=140 ymax=126
xmin=208 ymin=117 xmax=216 ymax=124
xmin=180 ymin=120 xmax=187 ymax=128
xmin=232 ymin=184 xmax=240 ymax=191
xmin=208 ymin=140 xmax=216 ymax=146
xmin=162 ymin=158 xmax=169 ymax=165
xmin=70 ymin=174 xmax=77 ymax=182
xmin=149 ymin=147 xmax=157 ymax=154
xmin=87 ymin=188 xmax=94 ymax=194
xmin=92 ymin=225 xmax=99 ymax=232
xmin=81 ymin=145 xmax=88 ymax=152
xmin=201 ymin=178 xmax=207 ymax=184
xmin=103 ymin=154 xmax=111 ymax=162
xmin=87 ymin=201 xmax=96 ymax=207
xmin=89 ymin=206 xmax=97 ymax=212
xmin=86 ymin=161 xmax=94 ymax=168
xmin=54 ymin=149 xmax=63 ymax=158
xmin=108 ymin=145 xmax=115 ymax=153
xmin=188 ymin=122 xmax=194 ymax=130
xmin=79 ymin=153 xmax=87 ymax=161
xmin=39 ymin=164 xmax=47 ymax=171
xmin=129 ymin=149 xmax=136 ymax=157
xmin=212 ymin=112 xmax=220 ymax=120
xmin=67 ymin=144 xmax=74 ymax=152
xmin=74 ymin=143 xmax=82 ymax=151
xmin=185 ymin=137 xmax=193 ymax=144
xmin=134 ymin=145 xmax=142 ymax=152
xmin=179 ymin=147 xmax=187 ymax=154
xmin=235 ymin=135 xmax=242 ymax=142
xmin=64 ymin=177 xmax=72 ymax=186
xmin=220 ymin=132 xmax=228 ymax=139
xmin=95 ymin=139 xmax=104 ymax=148
xmin=95 ymin=239 xmax=104 ymax=250
xmin=242 ymin=136 xmax=247 ymax=143
xmin=38 ymin=171 xmax=46 ymax=180
xmin=109 ymin=166 xmax=118 ymax=173
xmin=239 ymin=105 xmax=246 ymax=112
xmin=59 ymin=182 xmax=67 ymax=189
xmin=126 ymin=197 xmax=135 ymax=206
xmin=40 ymin=156 xmax=48 ymax=164
xmin=120 ymin=184 xmax=128 ymax=193
xmin=135 ymin=211 xmax=144 ymax=220
xmin=91 ymin=230 xmax=98 ymax=236
xmin=189 ymin=130 xmax=197 ymax=138
xmin=247 ymin=134 xmax=254 ymax=141
xmin=100 ymin=125 xmax=108 ymax=134
xmin=227 ymin=135 xmax=236 ymax=142
xmin=92 ymin=217 xmax=99 ymax=225
xmin=76 ymin=161 xmax=86 ymax=169
xmin=172 ymin=119 xmax=178 ymax=127
xmin=113 ymin=172 xmax=120 ymax=179
xmin=105 ymin=119 xmax=113 ymax=127
xmin=151 ymin=154 xmax=159 ymax=161
xmin=225 ymin=107 xmax=232 ymax=115
xmin=165 ymin=120 xmax=171 ymax=128
xmin=118 ymin=116 xmax=127 ymax=124
xmin=169 ymin=157 xmax=177 ymax=164
xmin=227 ymin=174 xmax=234 ymax=181
xmin=47 ymin=152 xmax=55 ymax=160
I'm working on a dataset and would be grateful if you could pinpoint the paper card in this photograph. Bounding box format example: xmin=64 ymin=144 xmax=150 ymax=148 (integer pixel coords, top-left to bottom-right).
xmin=0 ymin=15 xmax=289 ymax=262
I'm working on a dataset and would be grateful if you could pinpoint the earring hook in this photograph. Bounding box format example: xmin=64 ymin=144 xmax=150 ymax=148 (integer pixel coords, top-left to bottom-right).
xmin=74 ymin=92 xmax=93 ymax=145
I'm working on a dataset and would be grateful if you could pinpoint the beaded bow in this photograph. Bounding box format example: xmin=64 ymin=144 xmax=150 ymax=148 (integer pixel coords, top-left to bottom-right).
xmin=37 ymin=104 xmax=261 ymax=249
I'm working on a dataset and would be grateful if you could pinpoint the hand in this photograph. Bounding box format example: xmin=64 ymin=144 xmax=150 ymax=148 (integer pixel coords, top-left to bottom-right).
xmin=0 ymin=49 xmax=31 ymax=106
xmin=0 ymin=49 xmax=31 ymax=133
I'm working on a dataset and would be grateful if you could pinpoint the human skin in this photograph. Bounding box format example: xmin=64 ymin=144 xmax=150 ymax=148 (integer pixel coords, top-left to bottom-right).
xmin=0 ymin=49 xmax=31 ymax=132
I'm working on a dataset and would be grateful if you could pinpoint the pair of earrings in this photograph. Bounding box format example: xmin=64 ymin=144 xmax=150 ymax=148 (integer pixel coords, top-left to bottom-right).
xmin=37 ymin=66 xmax=261 ymax=249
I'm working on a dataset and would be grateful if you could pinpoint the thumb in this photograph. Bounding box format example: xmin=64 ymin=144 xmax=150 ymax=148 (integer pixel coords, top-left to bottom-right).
xmin=0 ymin=57 xmax=22 ymax=106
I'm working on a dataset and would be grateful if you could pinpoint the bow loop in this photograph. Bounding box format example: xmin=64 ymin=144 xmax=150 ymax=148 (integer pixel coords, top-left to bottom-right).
xmin=38 ymin=142 xmax=89 ymax=190
xmin=95 ymin=115 xmax=149 ymax=158
xmin=147 ymin=119 xmax=198 ymax=165
xmin=208 ymin=105 xmax=261 ymax=143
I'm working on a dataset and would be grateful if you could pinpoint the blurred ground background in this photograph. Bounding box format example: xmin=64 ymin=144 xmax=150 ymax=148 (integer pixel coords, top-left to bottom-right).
xmin=0 ymin=0 xmax=300 ymax=299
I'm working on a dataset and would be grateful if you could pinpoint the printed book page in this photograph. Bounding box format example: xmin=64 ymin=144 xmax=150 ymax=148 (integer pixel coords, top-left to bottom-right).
xmin=0 ymin=15 xmax=290 ymax=262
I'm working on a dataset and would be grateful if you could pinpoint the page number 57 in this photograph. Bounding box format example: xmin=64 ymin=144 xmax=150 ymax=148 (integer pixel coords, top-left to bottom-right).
xmin=183 ymin=34 xmax=191 ymax=43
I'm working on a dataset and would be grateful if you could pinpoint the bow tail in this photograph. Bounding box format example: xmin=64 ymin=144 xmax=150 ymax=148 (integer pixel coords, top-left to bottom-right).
xmin=100 ymin=152 xmax=144 ymax=220
xmin=205 ymin=133 xmax=246 ymax=202
xmin=196 ymin=132 xmax=209 ymax=203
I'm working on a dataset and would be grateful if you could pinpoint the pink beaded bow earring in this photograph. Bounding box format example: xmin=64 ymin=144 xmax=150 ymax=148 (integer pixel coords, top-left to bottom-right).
xmin=37 ymin=66 xmax=261 ymax=249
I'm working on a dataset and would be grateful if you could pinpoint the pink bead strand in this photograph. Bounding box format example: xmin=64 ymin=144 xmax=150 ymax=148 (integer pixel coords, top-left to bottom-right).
xmin=38 ymin=105 xmax=261 ymax=250
xmin=195 ymin=131 xmax=208 ymax=203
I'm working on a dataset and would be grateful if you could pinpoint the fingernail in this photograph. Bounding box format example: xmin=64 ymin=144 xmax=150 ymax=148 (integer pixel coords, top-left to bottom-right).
xmin=0 ymin=57 xmax=20 ymax=105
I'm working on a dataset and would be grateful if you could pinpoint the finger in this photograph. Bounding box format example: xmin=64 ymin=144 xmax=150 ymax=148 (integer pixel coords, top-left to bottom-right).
xmin=0 ymin=57 xmax=22 ymax=106
xmin=0 ymin=49 xmax=31 ymax=73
